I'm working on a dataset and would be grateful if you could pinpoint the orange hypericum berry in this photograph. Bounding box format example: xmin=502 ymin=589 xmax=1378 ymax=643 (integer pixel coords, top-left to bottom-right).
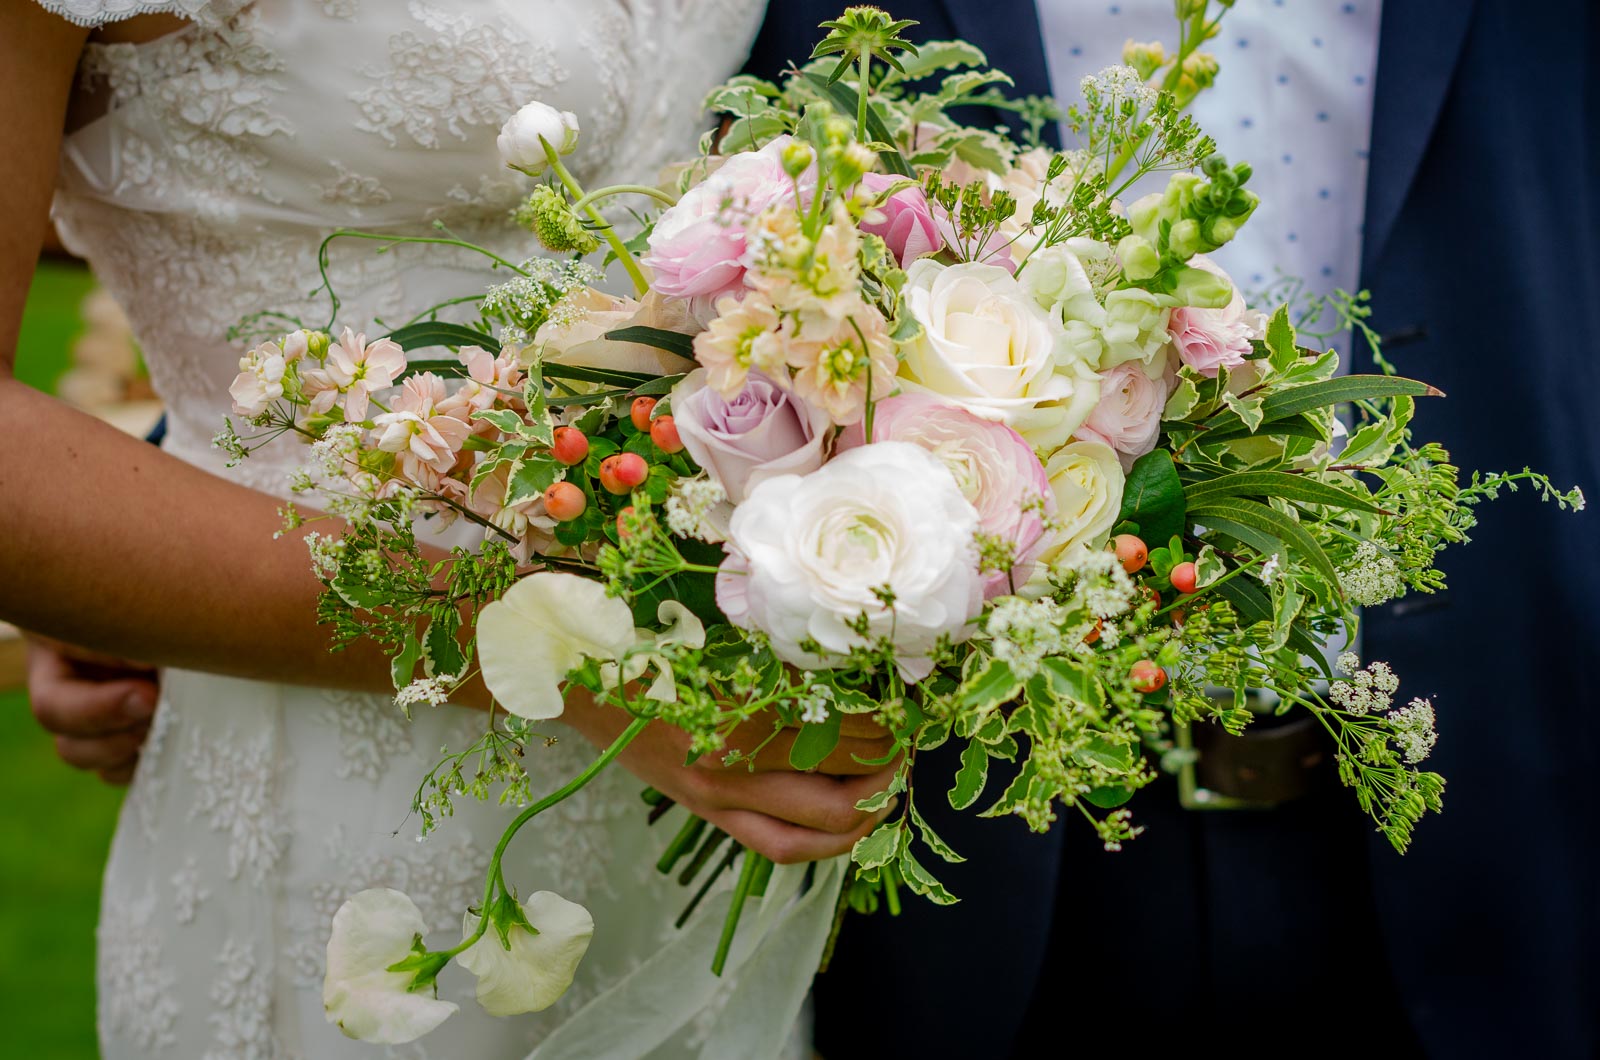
xmin=616 ymin=505 xmax=636 ymax=539
xmin=543 ymin=481 xmax=586 ymax=522
xmin=650 ymin=415 xmax=684 ymax=454
xmin=1113 ymin=533 xmax=1148 ymax=574
xmin=611 ymin=452 xmax=648 ymax=489
xmin=1083 ymin=618 xmax=1104 ymax=645
xmin=597 ymin=455 xmax=627 ymax=494
xmin=551 ymin=426 xmax=589 ymax=466
xmin=1170 ymin=561 xmax=1198 ymax=594
xmin=630 ymin=397 xmax=658 ymax=432
xmin=1130 ymin=660 xmax=1167 ymax=693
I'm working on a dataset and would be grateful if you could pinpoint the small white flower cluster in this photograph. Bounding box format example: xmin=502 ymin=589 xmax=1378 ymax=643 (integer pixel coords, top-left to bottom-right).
xmin=1258 ymin=553 xmax=1282 ymax=584
xmin=1339 ymin=541 xmax=1405 ymax=606
xmin=1080 ymin=64 xmax=1159 ymax=110
xmin=797 ymin=687 xmax=831 ymax=725
xmin=396 ymin=676 xmax=457 ymax=710
xmin=986 ymin=596 xmax=1068 ymax=679
xmin=483 ymin=260 xmax=602 ymax=334
xmin=663 ymin=477 xmax=727 ymax=541
xmin=1330 ymin=653 xmax=1400 ymax=716
xmin=309 ymin=422 xmax=366 ymax=479
xmin=1387 ymin=697 xmax=1438 ymax=764
xmin=1060 ymin=548 xmax=1137 ymax=619
xmin=304 ymin=530 xmax=346 ymax=579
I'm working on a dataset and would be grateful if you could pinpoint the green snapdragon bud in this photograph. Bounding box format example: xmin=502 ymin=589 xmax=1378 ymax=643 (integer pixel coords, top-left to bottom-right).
xmin=305 ymin=330 xmax=331 ymax=360
xmin=1168 ymin=217 xmax=1204 ymax=260
xmin=781 ymin=141 xmax=815 ymax=179
xmin=1117 ymin=234 xmax=1161 ymax=280
xmin=1168 ymin=264 xmax=1234 ymax=309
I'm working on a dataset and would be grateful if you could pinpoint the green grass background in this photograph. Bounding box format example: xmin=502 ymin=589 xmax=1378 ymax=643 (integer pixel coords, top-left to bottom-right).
xmin=3 ymin=260 xmax=123 ymax=1059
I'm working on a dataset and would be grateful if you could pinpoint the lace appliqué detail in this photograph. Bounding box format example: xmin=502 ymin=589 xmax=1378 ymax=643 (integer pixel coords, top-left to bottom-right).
xmin=318 ymin=0 xmax=359 ymax=19
xmin=78 ymin=11 xmax=293 ymax=220
xmin=171 ymin=855 xmax=211 ymax=925
xmin=128 ymin=696 xmax=178 ymax=842
xmin=99 ymin=888 xmax=183 ymax=1051
xmin=321 ymin=688 xmax=413 ymax=781
xmin=206 ymin=937 xmax=279 ymax=1060
xmin=350 ymin=0 xmax=568 ymax=149
xmin=285 ymin=826 xmax=486 ymax=988
xmin=32 ymin=0 xmax=244 ymax=28
xmin=183 ymin=725 xmax=289 ymax=885
xmin=316 ymin=161 xmax=393 ymax=217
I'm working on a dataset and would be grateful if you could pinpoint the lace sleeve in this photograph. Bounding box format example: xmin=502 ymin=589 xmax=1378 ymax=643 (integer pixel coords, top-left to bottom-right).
xmin=28 ymin=0 xmax=244 ymax=28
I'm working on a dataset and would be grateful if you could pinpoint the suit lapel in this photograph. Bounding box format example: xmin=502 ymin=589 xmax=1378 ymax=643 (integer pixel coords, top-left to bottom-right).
xmin=1361 ymin=0 xmax=1478 ymax=277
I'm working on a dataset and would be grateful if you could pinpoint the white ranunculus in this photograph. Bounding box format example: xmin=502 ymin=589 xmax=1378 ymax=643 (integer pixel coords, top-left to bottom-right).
xmin=476 ymin=574 xmax=704 ymax=718
xmin=324 ymin=889 xmax=457 ymax=1045
xmin=899 ymin=258 xmax=1100 ymax=450
xmin=1037 ymin=440 xmax=1126 ymax=564
xmin=715 ymin=441 xmax=985 ymax=682
xmin=497 ymin=101 xmax=580 ymax=175
xmin=457 ymin=892 xmax=594 ymax=1017
xmin=1020 ymin=241 xmax=1107 ymax=332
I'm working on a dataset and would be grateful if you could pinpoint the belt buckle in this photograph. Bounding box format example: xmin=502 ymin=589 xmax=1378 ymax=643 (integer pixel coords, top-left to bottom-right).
xmin=1173 ymin=699 xmax=1329 ymax=811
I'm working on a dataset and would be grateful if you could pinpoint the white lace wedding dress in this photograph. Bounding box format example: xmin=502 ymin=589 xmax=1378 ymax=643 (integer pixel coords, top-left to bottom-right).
xmin=35 ymin=2 xmax=844 ymax=1058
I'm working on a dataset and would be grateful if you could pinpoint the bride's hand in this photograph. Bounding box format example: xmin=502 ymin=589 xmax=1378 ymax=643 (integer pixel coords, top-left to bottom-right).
xmin=563 ymin=694 xmax=900 ymax=865
xmin=25 ymin=636 xmax=159 ymax=785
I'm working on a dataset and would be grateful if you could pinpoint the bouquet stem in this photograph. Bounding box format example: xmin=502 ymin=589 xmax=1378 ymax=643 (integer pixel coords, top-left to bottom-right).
xmin=711 ymin=848 xmax=774 ymax=976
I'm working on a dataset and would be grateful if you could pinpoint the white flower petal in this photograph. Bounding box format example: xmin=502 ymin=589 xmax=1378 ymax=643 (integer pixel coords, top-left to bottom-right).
xmin=324 ymin=889 xmax=457 ymax=1044
xmin=458 ymin=892 xmax=595 ymax=1017
xmin=477 ymin=573 xmax=637 ymax=719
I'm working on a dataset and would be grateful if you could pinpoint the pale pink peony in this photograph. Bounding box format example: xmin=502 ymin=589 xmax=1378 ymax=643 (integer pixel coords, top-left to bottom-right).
xmin=372 ymin=373 xmax=473 ymax=483
xmin=849 ymin=394 xmax=1054 ymax=597
xmin=303 ymin=328 xmax=407 ymax=422
xmin=670 ymin=368 xmax=831 ymax=504
xmin=641 ymin=137 xmax=804 ymax=320
xmin=1076 ymin=362 xmax=1171 ymax=469
xmin=858 ymin=172 xmax=942 ymax=266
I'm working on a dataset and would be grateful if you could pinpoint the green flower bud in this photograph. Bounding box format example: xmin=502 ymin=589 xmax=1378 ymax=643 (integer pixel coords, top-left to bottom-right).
xmin=1168 ymin=218 xmax=1204 ymax=260
xmin=832 ymin=142 xmax=877 ymax=187
xmin=1117 ymin=234 xmax=1161 ymax=281
xmin=305 ymin=330 xmax=331 ymax=360
xmin=516 ymin=184 xmax=599 ymax=255
xmin=1182 ymin=51 xmax=1219 ymax=90
xmin=1121 ymin=39 xmax=1168 ymax=80
xmin=1168 ymin=264 xmax=1233 ymax=308
xmin=781 ymin=141 xmax=815 ymax=179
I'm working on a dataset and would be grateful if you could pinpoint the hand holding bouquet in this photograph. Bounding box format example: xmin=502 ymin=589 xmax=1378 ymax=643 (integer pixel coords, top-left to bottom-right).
xmin=218 ymin=4 xmax=1583 ymax=1043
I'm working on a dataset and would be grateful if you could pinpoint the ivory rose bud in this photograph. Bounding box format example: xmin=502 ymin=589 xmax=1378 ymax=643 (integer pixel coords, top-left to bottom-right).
xmin=1076 ymin=362 xmax=1171 ymax=468
xmin=497 ymin=101 xmax=580 ymax=174
xmin=641 ymin=137 xmax=804 ymax=320
xmin=670 ymin=368 xmax=830 ymax=505
xmin=323 ymin=889 xmax=456 ymax=1044
xmin=857 ymin=172 xmax=942 ymax=265
xmin=900 ymin=258 xmax=1101 ymax=449
xmin=1037 ymin=440 xmax=1126 ymax=564
xmin=716 ymin=441 xmax=985 ymax=682
xmin=854 ymin=394 xmax=1054 ymax=596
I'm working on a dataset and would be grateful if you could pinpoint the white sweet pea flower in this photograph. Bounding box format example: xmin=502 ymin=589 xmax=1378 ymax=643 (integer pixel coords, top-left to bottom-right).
xmin=498 ymin=101 xmax=580 ymax=175
xmin=476 ymin=573 xmax=705 ymax=719
xmin=324 ymin=889 xmax=457 ymax=1045
xmin=457 ymin=892 xmax=595 ymax=1017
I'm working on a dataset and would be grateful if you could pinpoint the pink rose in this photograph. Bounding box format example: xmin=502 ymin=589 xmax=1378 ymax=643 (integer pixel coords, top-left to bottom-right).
xmin=848 ymin=394 xmax=1053 ymax=596
xmin=1169 ymin=258 xmax=1265 ymax=377
xmin=1076 ymin=362 xmax=1170 ymax=469
xmin=670 ymin=368 xmax=831 ymax=504
xmin=641 ymin=137 xmax=804 ymax=321
xmin=858 ymin=172 xmax=942 ymax=265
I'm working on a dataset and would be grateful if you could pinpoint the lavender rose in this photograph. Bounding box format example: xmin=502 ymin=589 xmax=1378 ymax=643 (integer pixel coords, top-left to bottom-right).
xmin=669 ymin=368 xmax=831 ymax=504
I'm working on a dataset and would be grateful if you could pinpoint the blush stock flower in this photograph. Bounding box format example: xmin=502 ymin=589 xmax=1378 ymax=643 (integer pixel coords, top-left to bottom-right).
xmin=303 ymin=328 xmax=407 ymax=422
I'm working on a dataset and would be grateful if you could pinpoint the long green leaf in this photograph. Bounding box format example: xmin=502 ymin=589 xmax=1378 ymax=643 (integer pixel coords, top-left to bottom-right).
xmin=1204 ymin=375 xmax=1438 ymax=437
xmin=1196 ymin=414 xmax=1328 ymax=446
xmin=1189 ymin=498 xmax=1341 ymax=593
xmin=1184 ymin=471 xmax=1381 ymax=514
xmin=601 ymin=325 xmax=697 ymax=360
xmin=801 ymin=72 xmax=914 ymax=176
xmin=1210 ymin=577 xmax=1331 ymax=677
xmin=385 ymin=321 xmax=497 ymax=351
xmin=541 ymin=362 xmax=662 ymax=388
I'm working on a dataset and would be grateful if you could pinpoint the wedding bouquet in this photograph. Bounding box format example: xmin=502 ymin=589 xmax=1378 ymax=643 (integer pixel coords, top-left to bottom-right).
xmin=219 ymin=3 xmax=1582 ymax=1044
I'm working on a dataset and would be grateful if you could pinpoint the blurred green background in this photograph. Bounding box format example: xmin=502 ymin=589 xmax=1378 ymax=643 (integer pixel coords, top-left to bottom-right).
xmin=2 ymin=259 xmax=123 ymax=1059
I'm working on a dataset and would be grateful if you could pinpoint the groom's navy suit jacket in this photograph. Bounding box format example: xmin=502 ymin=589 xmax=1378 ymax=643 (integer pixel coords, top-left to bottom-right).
xmin=750 ymin=2 xmax=1598 ymax=1058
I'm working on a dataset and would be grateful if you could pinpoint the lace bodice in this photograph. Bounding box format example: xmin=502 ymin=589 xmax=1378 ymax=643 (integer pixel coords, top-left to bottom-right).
xmin=47 ymin=0 xmax=764 ymax=490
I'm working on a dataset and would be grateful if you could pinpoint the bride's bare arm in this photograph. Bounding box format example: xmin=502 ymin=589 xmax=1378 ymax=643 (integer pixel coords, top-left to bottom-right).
xmin=3 ymin=6 xmax=894 ymax=861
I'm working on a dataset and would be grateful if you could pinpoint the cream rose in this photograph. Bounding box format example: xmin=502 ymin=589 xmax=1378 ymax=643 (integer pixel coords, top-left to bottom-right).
xmin=1037 ymin=440 xmax=1126 ymax=563
xmin=900 ymin=258 xmax=1101 ymax=450
xmin=533 ymin=289 xmax=699 ymax=377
